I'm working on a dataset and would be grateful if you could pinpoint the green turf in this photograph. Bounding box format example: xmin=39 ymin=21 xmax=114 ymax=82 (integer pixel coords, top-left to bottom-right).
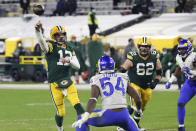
xmin=0 ymin=89 xmax=195 ymax=131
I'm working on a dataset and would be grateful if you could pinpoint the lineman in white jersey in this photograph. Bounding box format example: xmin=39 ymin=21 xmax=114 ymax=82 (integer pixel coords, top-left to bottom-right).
xmin=165 ymin=39 xmax=196 ymax=131
xmin=72 ymin=55 xmax=142 ymax=131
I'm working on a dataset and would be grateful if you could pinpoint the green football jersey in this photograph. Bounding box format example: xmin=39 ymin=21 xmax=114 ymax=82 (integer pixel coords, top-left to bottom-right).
xmin=127 ymin=50 xmax=159 ymax=89
xmin=45 ymin=40 xmax=75 ymax=83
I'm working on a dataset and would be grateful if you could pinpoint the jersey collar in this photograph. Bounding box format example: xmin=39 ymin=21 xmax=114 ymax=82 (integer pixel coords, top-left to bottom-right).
xmin=138 ymin=52 xmax=151 ymax=60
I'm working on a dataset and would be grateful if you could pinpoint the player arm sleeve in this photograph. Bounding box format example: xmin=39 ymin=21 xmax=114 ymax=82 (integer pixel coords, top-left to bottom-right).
xmin=35 ymin=31 xmax=49 ymax=53
xmin=70 ymin=55 xmax=80 ymax=70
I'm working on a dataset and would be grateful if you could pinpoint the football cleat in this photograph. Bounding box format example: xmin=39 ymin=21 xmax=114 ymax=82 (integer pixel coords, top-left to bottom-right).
xmin=178 ymin=127 xmax=185 ymax=131
xmin=97 ymin=56 xmax=115 ymax=74
xmin=177 ymin=39 xmax=192 ymax=58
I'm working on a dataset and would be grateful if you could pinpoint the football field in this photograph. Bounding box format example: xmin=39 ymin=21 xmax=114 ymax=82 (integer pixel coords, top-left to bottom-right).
xmin=0 ymin=88 xmax=196 ymax=131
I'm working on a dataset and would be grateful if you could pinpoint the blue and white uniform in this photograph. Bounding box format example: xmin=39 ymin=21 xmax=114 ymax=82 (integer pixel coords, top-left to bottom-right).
xmin=166 ymin=39 xmax=196 ymax=131
xmin=76 ymin=72 xmax=139 ymax=131
xmin=176 ymin=52 xmax=196 ymax=126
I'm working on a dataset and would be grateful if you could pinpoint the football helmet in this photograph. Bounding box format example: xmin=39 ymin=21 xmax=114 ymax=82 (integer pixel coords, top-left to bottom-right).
xmin=92 ymin=34 xmax=98 ymax=41
xmin=97 ymin=56 xmax=115 ymax=73
xmin=50 ymin=25 xmax=67 ymax=43
xmin=137 ymin=37 xmax=152 ymax=57
xmin=177 ymin=39 xmax=193 ymax=58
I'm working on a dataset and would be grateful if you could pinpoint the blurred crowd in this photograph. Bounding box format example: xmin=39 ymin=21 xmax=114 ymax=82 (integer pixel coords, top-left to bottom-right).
xmin=66 ymin=35 xmax=195 ymax=87
xmin=8 ymin=32 xmax=195 ymax=87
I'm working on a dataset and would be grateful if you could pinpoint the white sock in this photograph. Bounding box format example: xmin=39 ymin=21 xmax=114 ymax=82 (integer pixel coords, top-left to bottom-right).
xmin=179 ymin=124 xmax=184 ymax=127
xmin=57 ymin=126 xmax=64 ymax=131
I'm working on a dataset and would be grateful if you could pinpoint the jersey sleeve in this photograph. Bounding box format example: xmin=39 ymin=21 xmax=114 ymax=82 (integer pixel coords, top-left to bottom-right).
xmin=46 ymin=41 xmax=54 ymax=53
xmin=67 ymin=45 xmax=76 ymax=57
xmin=119 ymin=73 xmax=130 ymax=85
xmin=185 ymin=52 xmax=196 ymax=67
xmin=156 ymin=52 xmax=160 ymax=59
xmin=89 ymin=76 xmax=99 ymax=86
xmin=151 ymin=50 xmax=160 ymax=59
xmin=127 ymin=51 xmax=137 ymax=61
xmin=176 ymin=54 xmax=184 ymax=68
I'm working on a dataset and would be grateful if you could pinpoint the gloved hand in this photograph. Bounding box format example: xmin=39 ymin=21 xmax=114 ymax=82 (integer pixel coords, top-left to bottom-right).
xmin=72 ymin=112 xmax=89 ymax=128
xmin=165 ymin=82 xmax=172 ymax=89
xmin=150 ymin=79 xmax=159 ymax=89
xmin=181 ymin=66 xmax=190 ymax=73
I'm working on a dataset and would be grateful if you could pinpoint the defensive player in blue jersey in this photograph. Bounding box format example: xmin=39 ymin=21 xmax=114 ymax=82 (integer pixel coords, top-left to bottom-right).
xmin=165 ymin=39 xmax=196 ymax=131
xmin=72 ymin=56 xmax=142 ymax=131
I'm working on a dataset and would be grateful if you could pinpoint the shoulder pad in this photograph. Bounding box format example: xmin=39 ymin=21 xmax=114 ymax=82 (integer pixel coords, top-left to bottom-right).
xmin=89 ymin=75 xmax=99 ymax=86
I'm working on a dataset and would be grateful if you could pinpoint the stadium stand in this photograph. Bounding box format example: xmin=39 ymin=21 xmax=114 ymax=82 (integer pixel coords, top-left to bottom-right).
xmin=1 ymin=0 xmax=196 ymax=17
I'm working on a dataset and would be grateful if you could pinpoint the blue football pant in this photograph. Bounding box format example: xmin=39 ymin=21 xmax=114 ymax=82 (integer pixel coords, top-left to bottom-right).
xmin=178 ymin=79 xmax=196 ymax=125
xmin=76 ymin=108 xmax=139 ymax=131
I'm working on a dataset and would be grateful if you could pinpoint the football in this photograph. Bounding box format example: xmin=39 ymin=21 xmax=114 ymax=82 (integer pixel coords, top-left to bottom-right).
xmin=33 ymin=4 xmax=45 ymax=16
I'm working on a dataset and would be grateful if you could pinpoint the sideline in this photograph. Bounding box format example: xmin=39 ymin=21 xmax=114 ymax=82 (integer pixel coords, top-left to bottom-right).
xmin=0 ymin=83 xmax=179 ymax=91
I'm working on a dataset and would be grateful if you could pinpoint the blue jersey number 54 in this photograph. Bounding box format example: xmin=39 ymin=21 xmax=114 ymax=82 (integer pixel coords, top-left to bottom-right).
xmin=99 ymin=77 xmax=125 ymax=97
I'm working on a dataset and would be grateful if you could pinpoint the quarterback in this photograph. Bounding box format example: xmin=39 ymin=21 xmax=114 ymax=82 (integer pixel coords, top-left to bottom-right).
xmin=35 ymin=21 xmax=86 ymax=131
xmin=72 ymin=56 xmax=142 ymax=131
xmin=119 ymin=37 xmax=162 ymax=131
xmin=165 ymin=39 xmax=196 ymax=131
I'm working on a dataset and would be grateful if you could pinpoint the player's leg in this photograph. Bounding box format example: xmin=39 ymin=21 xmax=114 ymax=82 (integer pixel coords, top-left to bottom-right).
xmin=119 ymin=109 xmax=139 ymax=131
xmin=66 ymin=84 xmax=85 ymax=115
xmin=66 ymin=84 xmax=90 ymax=131
xmin=128 ymin=83 xmax=141 ymax=115
xmin=50 ymin=83 xmax=65 ymax=131
xmin=86 ymin=109 xmax=124 ymax=127
xmin=134 ymin=88 xmax=151 ymax=131
xmin=130 ymin=83 xmax=150 ymax=130
xmin=88 ymin=109 xmax=139 ymax=131
xmin=177 ymin=80 xmax=196 ymax=131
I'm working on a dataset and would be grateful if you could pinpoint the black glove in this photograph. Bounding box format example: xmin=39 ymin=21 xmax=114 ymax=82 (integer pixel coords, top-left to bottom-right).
xmin=150 ymin=79 xmax=159 ymax=89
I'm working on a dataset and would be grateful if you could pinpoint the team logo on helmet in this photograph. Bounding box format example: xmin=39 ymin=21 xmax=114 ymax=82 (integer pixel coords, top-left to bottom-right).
xmin=50 ymin=25 xmax=66 ymax=40
xmin=177 ymin=39 xmax=193 ymax=58
xmin=138 ymin=37 xmax=152 ymax=46
xmin=97 ymin=56 xmax=115 ymax=73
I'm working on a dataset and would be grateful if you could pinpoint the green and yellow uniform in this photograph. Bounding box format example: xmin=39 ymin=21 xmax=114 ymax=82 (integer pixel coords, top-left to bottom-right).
xmin=46 ymin=40 xmax=81 ymax=116
xmin=127 ymin=50 xmax=159 ymax=110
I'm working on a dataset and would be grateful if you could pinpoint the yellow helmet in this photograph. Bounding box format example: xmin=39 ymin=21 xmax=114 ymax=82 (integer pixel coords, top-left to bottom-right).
xmin=50 ymin=25 xmax=66 ymax=40
xmin=137 ymin=37 xmax=152 ymax=46
xmin=137 ymin=37 xmax=152 ymax=56
xmin=70 ymin=34 xmax=76 ymax=41
xmin=92 ymin=34 xmax=98 ymax=41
